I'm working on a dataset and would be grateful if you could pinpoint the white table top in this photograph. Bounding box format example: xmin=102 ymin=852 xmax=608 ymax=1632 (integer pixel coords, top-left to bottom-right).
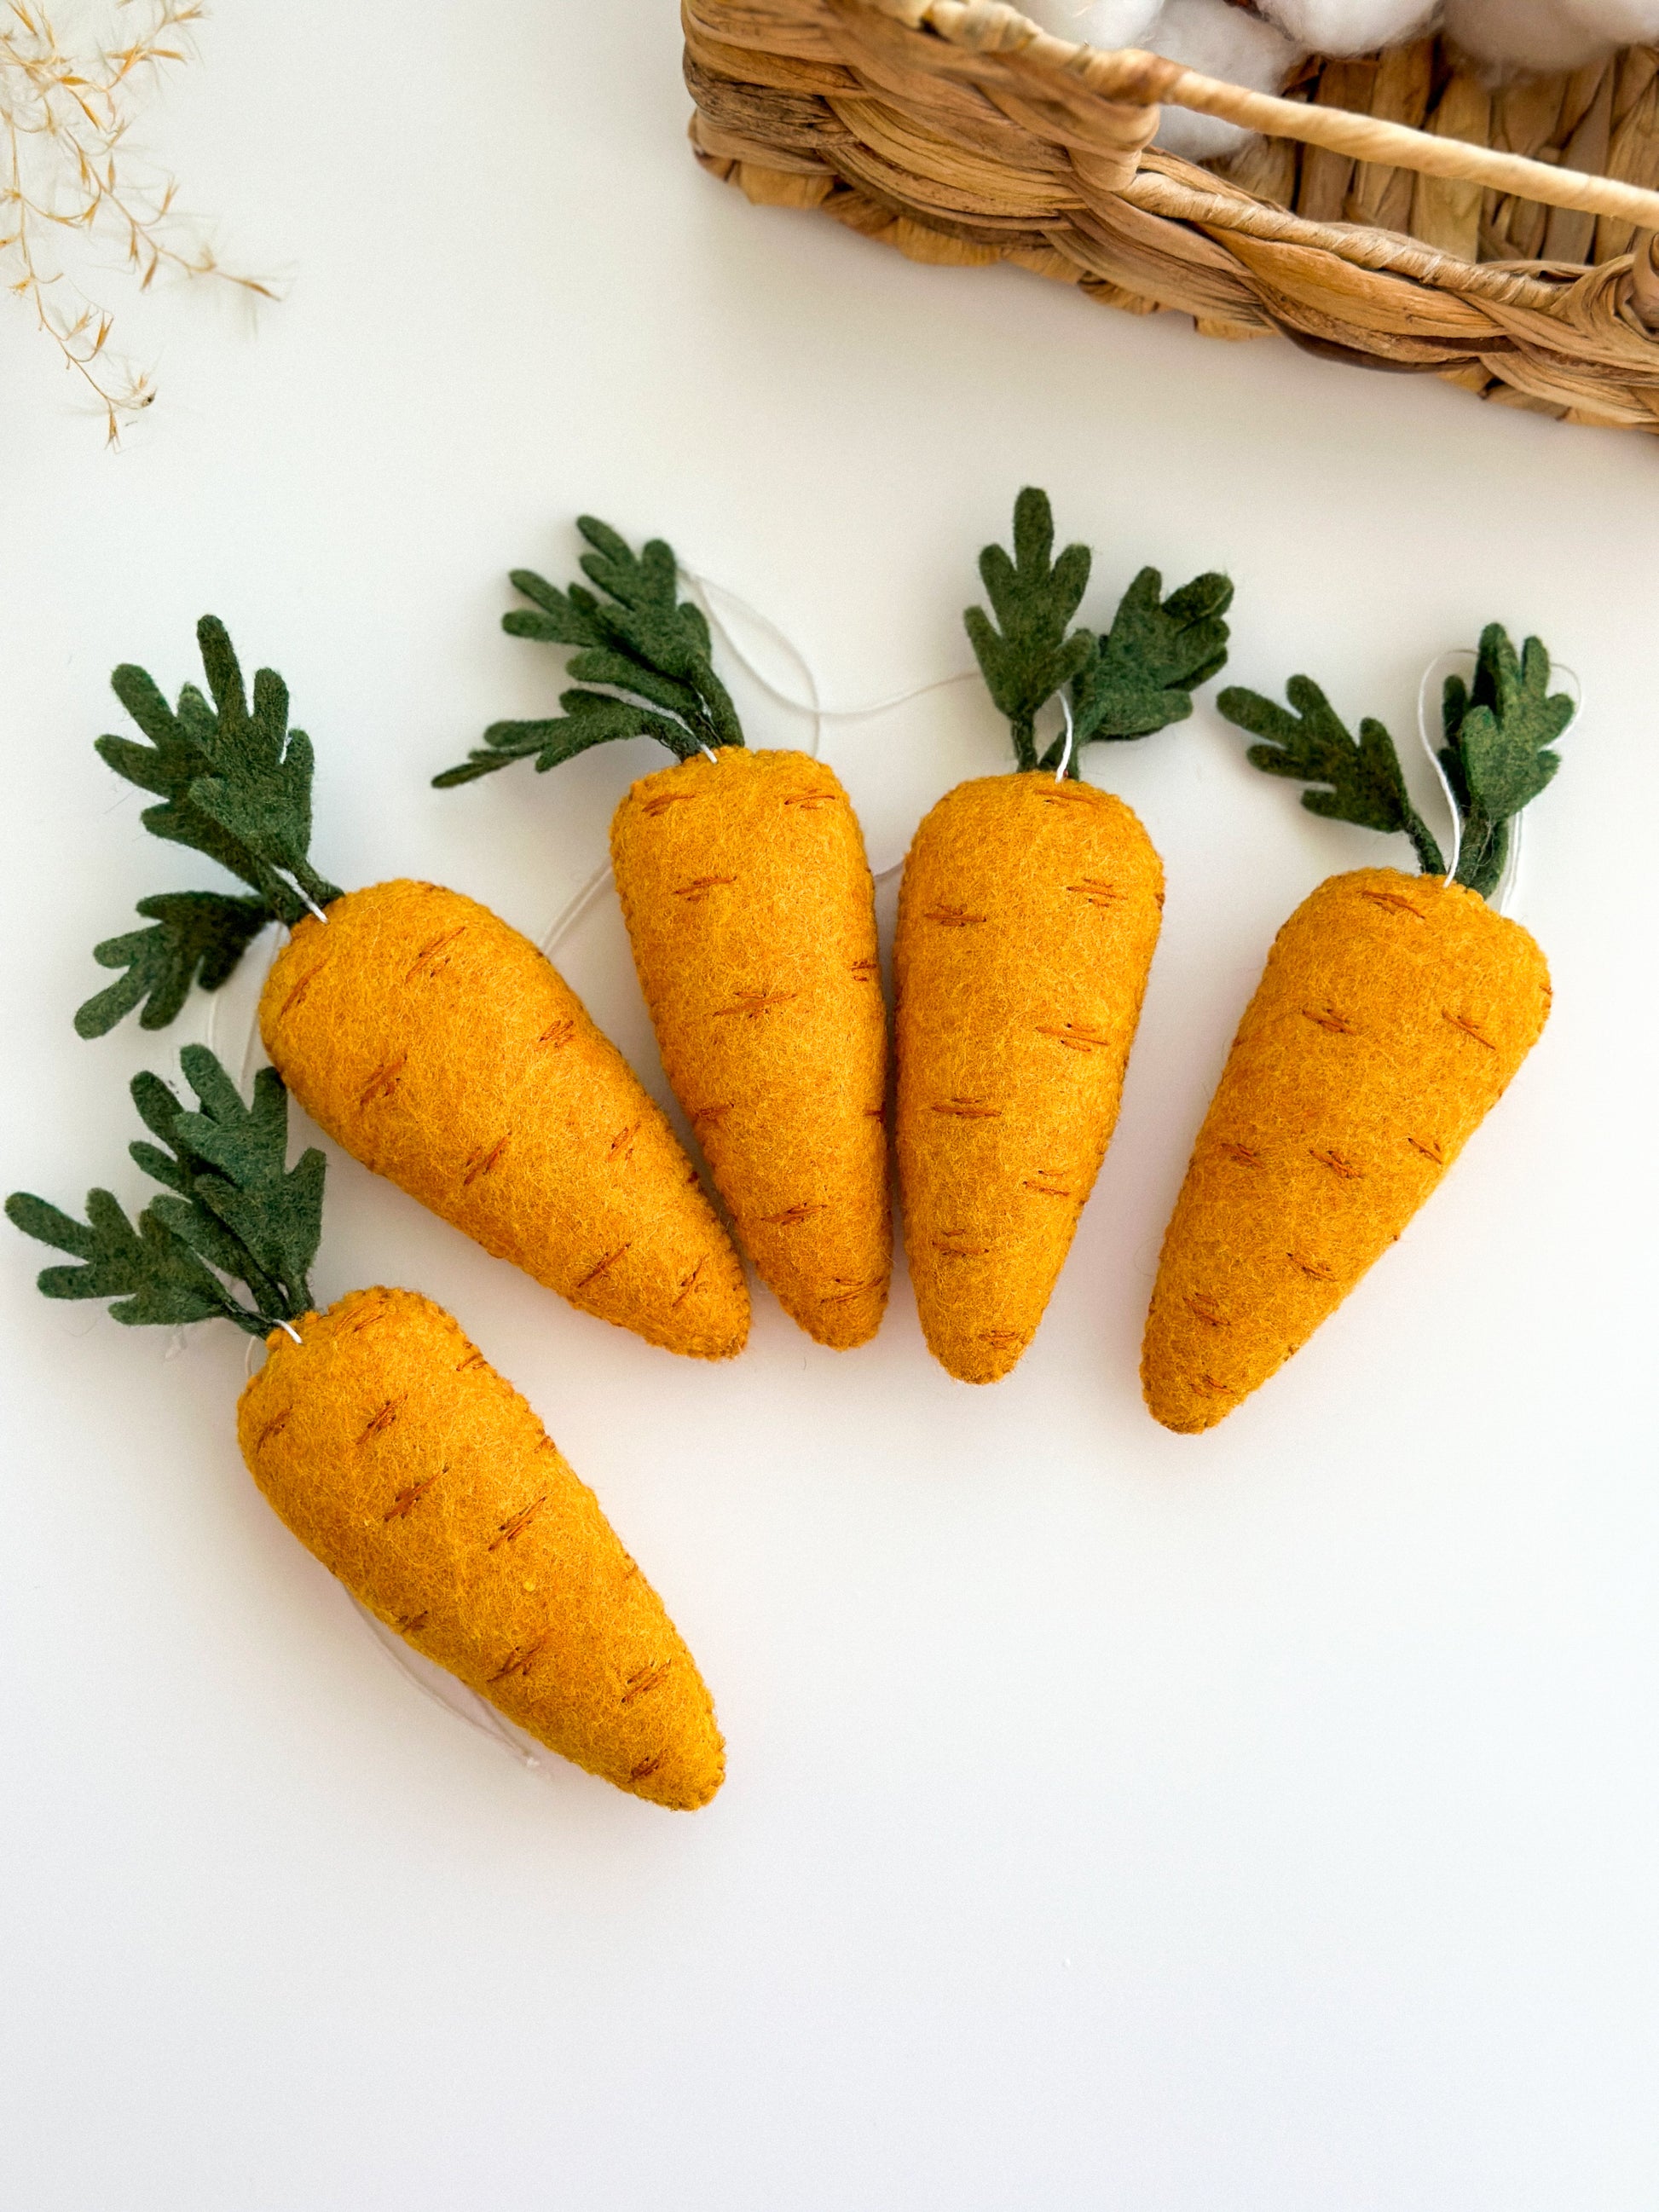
xmin=2 ymin=5 xmax=1656 ymax=2206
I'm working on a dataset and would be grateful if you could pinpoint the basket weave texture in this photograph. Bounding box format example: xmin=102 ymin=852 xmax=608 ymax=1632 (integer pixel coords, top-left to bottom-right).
xmin=685 ymin=0 xmax=1659 ymax=431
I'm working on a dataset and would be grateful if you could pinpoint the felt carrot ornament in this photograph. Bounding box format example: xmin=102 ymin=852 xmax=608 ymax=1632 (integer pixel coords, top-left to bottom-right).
xmin=1142 ymin=623 xmax=1569 ymax=1433
xmin=75 ymin=619 xmax=747 ymax=1360
xmin=894 ymin=488 xmax=1233 ymax=1383
xmin=435 ymin=519 xmax=889 ymax=1352
xmin=6 ymin=1048 xmax=725 ymax=1808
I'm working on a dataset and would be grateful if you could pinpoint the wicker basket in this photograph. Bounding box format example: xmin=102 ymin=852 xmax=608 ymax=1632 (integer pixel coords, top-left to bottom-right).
xmin=685 ymin=0 xmax=1659 ymax=431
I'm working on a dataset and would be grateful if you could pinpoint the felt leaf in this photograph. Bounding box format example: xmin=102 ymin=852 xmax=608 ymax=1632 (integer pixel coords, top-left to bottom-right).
xmin=186 ymin=623 xmax=339 ymax=915
xmin=90 ymin=621 xmax=344 ymax=1019
xmin=1443 ymin=624 xmax=1572 ymax=898
xmin=170 ymin=1048 xmax=325 ymax=1314
xmin=964 ymin=487 xmax=1095 ymax=769
xmin=4 ymin=1187 xmax=237 ymax=1329
xmin=1221 ymin=676 xmax=1446 ymax=877
xmin=1055 ymin=566 xmax=1234 ymax=760
xmin=433 ymin=693 xmax=695 ymax=786
xmin=436 ymin=519 xmax=746 ymax=787
xmin=74 ymin=891 xmax=268 ymax=1037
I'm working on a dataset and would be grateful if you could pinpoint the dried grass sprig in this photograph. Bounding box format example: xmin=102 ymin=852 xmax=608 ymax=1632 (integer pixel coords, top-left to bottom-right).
xmin=1 ymin=1 xmax=274 ymax=441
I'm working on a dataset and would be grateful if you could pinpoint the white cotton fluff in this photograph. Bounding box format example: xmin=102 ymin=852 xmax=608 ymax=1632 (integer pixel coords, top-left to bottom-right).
xmin=1142 ymin=0 xmax=1305 ymax=159
xmin=1442 ymin=0 xmax=1659 ymax=72
xmin=1014 ymin=0 xmax=1165 ymax=47
xmin=1255 ymin=0 xmax=1438 ymax=53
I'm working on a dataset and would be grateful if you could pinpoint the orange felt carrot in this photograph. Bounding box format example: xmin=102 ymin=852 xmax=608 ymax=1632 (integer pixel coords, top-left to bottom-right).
xmin=75 ymin=621 xmax=747 ymax=1361
xmin=7 ymin=1051 xmax=725 ymax=1807
xmin=1143 ymin=624 xmax=1569 ymax=1433
xmin=436 ymin=519 xmax=890 ymax=1350
xmin=895 ymin=488 xmax=1233 ymax=1383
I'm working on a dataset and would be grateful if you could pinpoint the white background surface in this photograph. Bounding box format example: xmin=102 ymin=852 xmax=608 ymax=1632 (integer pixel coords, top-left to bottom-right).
xmin=2 ymin=6 xmax=1657 ymax=2207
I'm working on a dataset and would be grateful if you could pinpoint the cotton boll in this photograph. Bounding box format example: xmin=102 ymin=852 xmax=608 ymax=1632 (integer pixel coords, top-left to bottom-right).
xmin=1564 ymin=0 xmax=1659 ymax=43
xmin=1257 ymin=0 xmax=1436 ymax=52
xmin=1014 ymin=0 xmax=1165 ymax=45
xmin=1442 ymin=0 xmax=1621 ymax=72
xmin=1143 ymin=0 xmax=1304 ymax=160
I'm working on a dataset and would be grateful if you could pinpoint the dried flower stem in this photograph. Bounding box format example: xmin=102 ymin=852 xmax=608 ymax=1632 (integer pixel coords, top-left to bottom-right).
xmin=1 ymin=1 xmax=273 ymax=441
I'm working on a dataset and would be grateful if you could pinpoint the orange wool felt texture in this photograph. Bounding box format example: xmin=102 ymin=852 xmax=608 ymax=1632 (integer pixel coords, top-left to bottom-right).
xmin=239 ymin=1287 xmax=725 ymax=1808
xmin=260 ymin=881 xmax=749 ymax=1360
xmin=610 ymin=748 xmax=892 ymax=1350
xmin=894 ymin=773 xmax=1165 ymax=1384
xmin=1142 ymin=868 xmax=1552 ymax=1434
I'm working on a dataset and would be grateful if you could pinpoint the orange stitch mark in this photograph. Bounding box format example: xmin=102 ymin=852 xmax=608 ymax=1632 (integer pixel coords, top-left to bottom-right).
xmin=979 ymin=1327 xmax=1024 ymax=1349
xmin=1066 ymin=879 xmax=1123 ymax=908
xmin=357 ymin=1054 xmax=407 ymax=1108
xmin=489 ymin=1633 xmax=550 ymax=1684
xmin=1361 ymin=888 xmax=1426 ymax=919
xmin=346 ymin=1299 xmax=390 ymax=1335
xmin=256 ymin=1408 xmax=291 ymax=1451
xmin=454 ymin=1348 xmax=488 ymax=1372
xmin=629 ymin=1754 xmax=665 ymax=1782
xmin=849 ymin=958 xmax=878 ymax=981
xmin=1408 ymin=1135 xmax=1445 ymax=1165
xmin=1310 ymin=1148 xmax=1363 ymax=1180
xmin=1187 ymin=1292 xmax=1224 ymax=1329
xmin=1218 ymin=1141 xmax=1263 ymax=1168
xmin=276 ymin=961 xmax=328 ymax=1021
xmin=714 ymin=990 xmax=798 ymax=1019
xmin=576 ymin=1244 xmax=628 ymax=1290
xmin=488 ymin=1496 xmax=546 ymax=1551
xmin=934 ymin=1237 xmax=990 ymax=1258
xmin=690 ymin=1102 xmax=731 ymax=1129
xmin=1037 ymin=1022 xmax=1111 ymax=1052
xmin=932 ymin=1097 xmax=1002 ymax=1119
xmin=396 ymin=1611 xmax=429 ymax=1635
xmin=640 ymin=793 xmax=695 ymax=818
xmin=1444 ymin=1011 xmax=1497 ymax=1050
xmin=384 ymin=1475 xmax=433 ymax=1522
xmin=405 ymin=925 xmax=467 ymax=983
xmin=1192 ymin=1373 xmax=1229 ymax=1396
xmin=782 ymin=793 xmax=833 ymax=810
xmin=1289 ymin=1252 xmax=1335 ymax=1281
xmin=1303 ymin=1007 xmax=1359 ymax=1036
xmin=924 ymin=904 xmax=986 ymax=927
xmin=1040 ymin=786 xmax=1098 ymax=807
xmin=462 ymin=1135 xmax=510 ymax=1185
xmin=621 ymin=1661 xmax=672 ymax=1706
xmin=607 ymin=1123 xmax=640 ymax=1164
xmin=359 ymin=1398 xmax=405 ymax=1445
xmin=538 ymin=1016 xmax=575 ymax=1050
xmin=762 ymin=1202 xmax=825 ymax=1227
xmin=672 ymin=1257 xmax=706 ymax=1308
xmin=1023 ymin=1175 xmax=1072 ymax=1198
xmin=674 ymin=875 xmax=737 ymax=902
xmin=820 ymin=1275 xmax=883 ymax=1308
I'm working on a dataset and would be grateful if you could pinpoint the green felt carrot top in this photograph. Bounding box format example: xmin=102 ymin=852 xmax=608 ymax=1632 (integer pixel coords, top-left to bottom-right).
xmin=79 ymin=620 xmax=343 ymax=1038
xmin=6 ymin=1047 xmax=323 ymax=1338
xmin=1219 ymin=622 xmax=1574 ymax=900
xmin=434 ymin=517 xmax=747 ymax=786
xmin=964 ymin=487 xmax=1234 ymax=777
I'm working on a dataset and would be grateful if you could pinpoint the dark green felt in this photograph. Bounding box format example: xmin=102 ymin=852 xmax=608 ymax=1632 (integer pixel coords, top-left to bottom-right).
xmin=435 ymin=516 xmax=745 ymax=784
xmin=87 ymin=618 xmax=344 ymax=1034
xmin=964 ymin=488 xmax=1095 ymax=772
xmin=1220 ymin=675 xmax=1447 ymax=878
xmin=6 ymin=1048 xmax=324 ymax=1337
xmin=1044 ymin=565 xmax=1234 ymax=772
xmin=1442 ymin=624 xmax=1572 ymax=900
xmin=75 ymin=891 xmax=269 ymax=1038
